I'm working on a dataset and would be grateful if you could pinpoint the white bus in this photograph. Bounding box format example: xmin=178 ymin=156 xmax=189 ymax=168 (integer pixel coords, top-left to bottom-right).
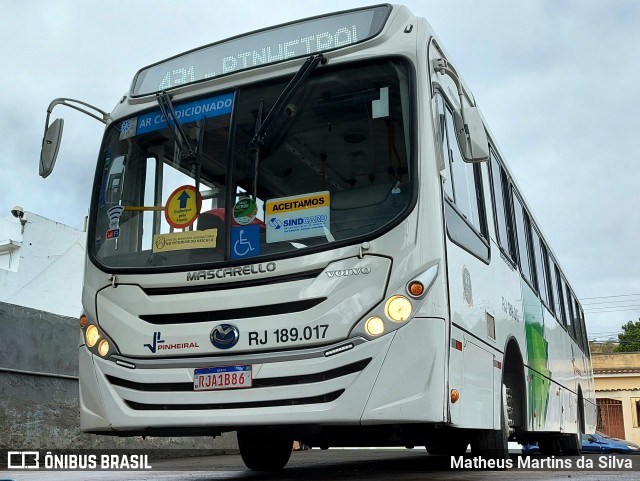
xmin=40 ymin=4 xmax=595 ymax=470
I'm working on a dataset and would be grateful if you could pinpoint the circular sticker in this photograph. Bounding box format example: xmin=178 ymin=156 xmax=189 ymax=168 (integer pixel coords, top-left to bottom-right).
xmin=164 ymin=185 xmax=202 ymax=229
xmin=233 ymin=197 xmax=258 ymax=225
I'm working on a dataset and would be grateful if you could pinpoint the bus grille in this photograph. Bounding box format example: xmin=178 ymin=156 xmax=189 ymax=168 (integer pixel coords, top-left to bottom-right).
xmin=139 ymin=298 xmax=326 ymax=323
xmin=124 ymin=390 xmax=344 ymax=411
xmin=107 ymin=358 xmax=371 ymax=392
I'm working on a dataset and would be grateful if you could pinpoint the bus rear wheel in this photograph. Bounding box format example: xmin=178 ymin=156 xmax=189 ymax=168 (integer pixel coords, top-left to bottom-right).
xmin=237 ymin=427 xmax=293 ymax=471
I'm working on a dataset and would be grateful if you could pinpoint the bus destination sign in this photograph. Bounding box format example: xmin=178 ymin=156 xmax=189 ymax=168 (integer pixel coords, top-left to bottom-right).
xmin=131 ymin=5 xmax=391 ymax=96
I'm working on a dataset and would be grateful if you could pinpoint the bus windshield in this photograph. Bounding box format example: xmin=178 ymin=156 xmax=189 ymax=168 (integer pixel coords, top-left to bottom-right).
xmin=90 ymin=58 xmax=412 ymax=270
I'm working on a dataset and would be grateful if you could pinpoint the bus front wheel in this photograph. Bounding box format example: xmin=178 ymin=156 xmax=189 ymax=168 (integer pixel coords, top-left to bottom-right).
xmin=470 ymin=384 xmax=511 ymax=461
xmin=237 ymin=427 xmax=293 ymax=471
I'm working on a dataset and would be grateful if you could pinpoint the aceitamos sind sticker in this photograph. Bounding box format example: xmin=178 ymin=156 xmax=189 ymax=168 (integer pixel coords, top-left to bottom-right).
xmin=265 ymin=191 xmax=330 ymax=243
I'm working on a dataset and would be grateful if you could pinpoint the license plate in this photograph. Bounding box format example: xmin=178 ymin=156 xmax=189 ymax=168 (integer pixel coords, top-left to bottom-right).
xmin=193 ymin=365 xmax=252 ymax=391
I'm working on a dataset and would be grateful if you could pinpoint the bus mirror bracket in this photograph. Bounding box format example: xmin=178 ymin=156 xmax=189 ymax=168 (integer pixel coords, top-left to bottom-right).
xmin=40 ymin=98 xmax=109 ymax=178
xmin=432 ymin=58 xmax=489 ymax=163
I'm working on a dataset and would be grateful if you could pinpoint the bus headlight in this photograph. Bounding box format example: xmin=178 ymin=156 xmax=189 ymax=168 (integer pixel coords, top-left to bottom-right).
xmin=86 ymin=325 xmax=100 ymax=347
xmin=384 ymin=295 xmax=412 ymax=322
xmin=98 ymin=339 xmax=110 ymax=357
xmin=365 ymin=316 xmax=385 ymax=337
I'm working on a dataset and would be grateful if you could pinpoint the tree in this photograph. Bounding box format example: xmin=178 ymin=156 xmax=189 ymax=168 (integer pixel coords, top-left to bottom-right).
xmin=615 ymin=319 xmax=640 ymax=352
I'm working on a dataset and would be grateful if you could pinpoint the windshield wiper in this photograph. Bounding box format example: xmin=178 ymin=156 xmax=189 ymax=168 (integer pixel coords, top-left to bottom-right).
xmin=248 ymin=54 xmax=327 ymax=199
xmin=156 ymin=91 xmax=203 ymax=194
xmin=156 ymin=91 xmax=197 ymax=162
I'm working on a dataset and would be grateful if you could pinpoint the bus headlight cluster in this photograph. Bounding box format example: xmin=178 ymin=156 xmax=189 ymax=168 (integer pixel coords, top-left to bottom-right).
xmin=364 ymin=296 xmax=413 ymax=338
xmin=81 ymin=315 xmax=117 ymax=359
xmin=351 ymin=265 xmax=439 ymax=341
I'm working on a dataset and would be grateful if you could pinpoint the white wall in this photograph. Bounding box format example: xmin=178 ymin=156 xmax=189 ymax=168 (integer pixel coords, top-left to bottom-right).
xmin=0 ymin=211 xmax=85 ymax=317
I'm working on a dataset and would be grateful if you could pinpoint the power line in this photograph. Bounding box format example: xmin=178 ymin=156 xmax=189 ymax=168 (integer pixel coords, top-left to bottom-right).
xmin=580 ymin=293 xmax=640 ymax=301
xmin=583 ymin=307 xmax=640 ymax=313
xmin=582 ymin=299 xmax=640 ymax=306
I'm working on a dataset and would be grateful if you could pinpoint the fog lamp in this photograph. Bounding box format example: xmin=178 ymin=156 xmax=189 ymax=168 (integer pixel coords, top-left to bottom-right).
xmin=365 ymin=316 xmax=385 ymax=337
xmin=85 ymin=325 xmax=100 ymax=348
xmin=384 ymin=295 xmax=412 ymax=322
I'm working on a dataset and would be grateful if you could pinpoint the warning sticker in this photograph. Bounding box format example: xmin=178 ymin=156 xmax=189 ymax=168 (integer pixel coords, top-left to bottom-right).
xmin=265 ymin=191 xmax=330 ymax=243
xmin=164 ymin=185 xmax=202 ymax=229
xmin=153 ymin=229 xmax=218 ymax=253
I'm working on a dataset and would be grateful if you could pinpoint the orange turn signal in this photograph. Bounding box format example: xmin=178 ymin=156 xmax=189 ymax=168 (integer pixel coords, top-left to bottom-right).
xmin=79 ymin=314 xmax=88 ymax=328
xmin=451 ymin=389 xmax=460 ymax=403
xmin=408 ymin=281 xmax=425 ymax=297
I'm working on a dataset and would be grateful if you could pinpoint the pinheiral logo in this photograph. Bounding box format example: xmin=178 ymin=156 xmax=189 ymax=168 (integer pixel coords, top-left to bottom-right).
xmin=210 ymin=324 xmax=240 ymax=349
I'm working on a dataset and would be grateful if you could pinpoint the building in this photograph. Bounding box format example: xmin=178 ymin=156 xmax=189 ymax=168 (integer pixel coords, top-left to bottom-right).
xmin=0 ymin=209 xmax=85 ymax=316
xmin=592 ymin=352 xmax=640 ymax=444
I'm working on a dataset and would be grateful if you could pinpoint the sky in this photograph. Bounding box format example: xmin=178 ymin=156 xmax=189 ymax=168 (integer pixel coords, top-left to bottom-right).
xmin=1 ymin=0 xmax=639 ymax=341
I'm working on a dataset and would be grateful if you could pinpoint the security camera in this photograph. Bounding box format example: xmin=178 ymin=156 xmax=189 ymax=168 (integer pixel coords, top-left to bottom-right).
xmin=11 ymin=206 xmax=24 ymax=219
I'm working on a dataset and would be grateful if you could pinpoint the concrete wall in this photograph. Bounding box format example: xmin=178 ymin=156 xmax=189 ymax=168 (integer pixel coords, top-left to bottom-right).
xmin=0 ymin=301 xmax=237 ymax=452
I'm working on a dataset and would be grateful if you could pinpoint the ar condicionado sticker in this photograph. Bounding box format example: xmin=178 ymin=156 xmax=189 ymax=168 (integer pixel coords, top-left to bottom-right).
xmin=164 ymin=185 xmax=202 ymax=229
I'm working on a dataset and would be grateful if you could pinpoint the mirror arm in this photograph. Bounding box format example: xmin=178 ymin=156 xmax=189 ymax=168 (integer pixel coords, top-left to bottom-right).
xmin=43 ymin=98 xmax=109 ymax=141
xmin=432 ymin=58 xmax=473 ymax=149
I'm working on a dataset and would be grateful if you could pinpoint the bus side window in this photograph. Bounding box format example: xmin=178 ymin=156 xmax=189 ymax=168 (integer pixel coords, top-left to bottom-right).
xmin=579 ymin=306 xmax=590 ymax=357
xmin=512 ymin=192 xmax=535 ymax=285
xmin=443 ymin=103 xmax=486 ymax=236
xmin=572 ymin=296 xmax=584 ymax=350
xmin=489 ymin=151 xmax=517 ymax=262
xmin=564 ymin=281 xmax=576 ymax=341
xmin=530 ymin=226 xmax=549 ymax=304
xmin=540 ymin=241 xmax=555 ymax=313
xmin=437 ymin=93 xmax=489 ymax=261
xmin=548 ymin=257 xmax=564 ymax=326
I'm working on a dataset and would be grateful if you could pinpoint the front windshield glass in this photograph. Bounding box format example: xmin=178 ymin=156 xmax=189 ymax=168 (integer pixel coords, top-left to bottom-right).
xmin=90 ymin=58 xmax=413 ymax=270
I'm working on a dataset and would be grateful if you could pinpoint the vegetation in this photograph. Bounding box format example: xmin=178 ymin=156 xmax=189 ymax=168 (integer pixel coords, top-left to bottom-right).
xmin=615 ymin=319 xmax=640 ymax=352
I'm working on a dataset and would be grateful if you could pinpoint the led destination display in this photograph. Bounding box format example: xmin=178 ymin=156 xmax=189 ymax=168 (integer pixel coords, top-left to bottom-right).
xmin=131 ymin=5 xmax=390 ymax=96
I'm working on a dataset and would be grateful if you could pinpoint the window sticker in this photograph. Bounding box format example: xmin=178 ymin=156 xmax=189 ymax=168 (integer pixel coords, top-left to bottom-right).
xmin=153 ymin=229 xmax=218 ymax=253
xmin=265 ymin=191 xmax=330 ymax=243
xmin=230 ymin=225 xmax=260 ymax=259
xmin=233 ymin=197 xmax=258 ymax=225
xmin=164 ymin=185 xmax=202 ymax=229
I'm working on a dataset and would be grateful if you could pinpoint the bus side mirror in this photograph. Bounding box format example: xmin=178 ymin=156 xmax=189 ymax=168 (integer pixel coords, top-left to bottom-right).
xmin=39 ymin=118 xmax=64 ymax=178
xmin=453 ymin=107 xmax=489 ymax=163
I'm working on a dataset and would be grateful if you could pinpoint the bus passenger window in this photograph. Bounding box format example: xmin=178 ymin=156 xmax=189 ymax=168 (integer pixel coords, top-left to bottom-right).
xmin=564 ymin=282 xmax=576 ymax=340
xmin=540 ymin=241 xmax=555 ymax=313
xmin=512 ymin=193 xmax=534 ymax=284
xmin=530 ymin=226 xmax=548 ymax=301
xmin=490 ymin=151 xmax=516 ymax=262
xmin=443 ymin=105 xmax=484 ymax=235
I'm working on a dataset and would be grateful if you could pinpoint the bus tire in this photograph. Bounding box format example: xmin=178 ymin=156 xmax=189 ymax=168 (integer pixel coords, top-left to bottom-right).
xmin=470 ymin=384 xmax=510 ymax=461
xmin=539 ymin=435 xmax=561 ymax=455
xmin=237 ymin=428 xmax=293 ymax=471
xmin=425 ymin=430 xmax=469 ymax=456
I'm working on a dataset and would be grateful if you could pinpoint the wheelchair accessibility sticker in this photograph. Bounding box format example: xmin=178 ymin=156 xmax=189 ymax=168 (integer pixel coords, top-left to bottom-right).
xmin=231 ymin=225 xmax=260 ymax=259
